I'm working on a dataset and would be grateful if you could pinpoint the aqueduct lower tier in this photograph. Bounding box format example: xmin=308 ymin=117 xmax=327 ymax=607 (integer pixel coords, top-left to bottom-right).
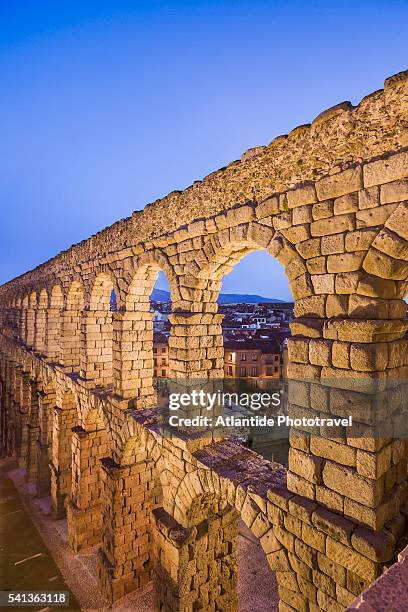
xmin=1 ymin=71 xmax=408 ymax=611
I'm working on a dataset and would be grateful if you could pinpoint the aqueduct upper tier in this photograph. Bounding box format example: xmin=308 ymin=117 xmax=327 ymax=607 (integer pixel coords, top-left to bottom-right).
xmin=1 ymin=70 xmax=408 ymax=611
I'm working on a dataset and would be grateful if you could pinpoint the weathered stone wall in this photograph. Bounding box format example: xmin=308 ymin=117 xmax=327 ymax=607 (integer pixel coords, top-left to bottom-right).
xmin=1 ymin=70 xmax=408 ymax=611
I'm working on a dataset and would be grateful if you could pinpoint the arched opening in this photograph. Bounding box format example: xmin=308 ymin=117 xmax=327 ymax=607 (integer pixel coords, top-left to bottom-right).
xmin=188 ymin=228 xmax=295 ymax=466
xmin=159 ymin=466 xmax=279 ymax=612
xmin=151 ymin=272 xmax=171 ymax=386
xmin=218 ymin=248 xmax=293 ymax=466
xmin=63 ymin=280 xmax=85 ymax=373
xmin=82 ymin=273 xmax=115 ymax=387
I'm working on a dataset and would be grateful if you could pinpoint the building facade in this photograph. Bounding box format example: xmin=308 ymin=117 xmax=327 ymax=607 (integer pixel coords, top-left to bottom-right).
xmin=224 ymin=338 xmax=281 ymax=379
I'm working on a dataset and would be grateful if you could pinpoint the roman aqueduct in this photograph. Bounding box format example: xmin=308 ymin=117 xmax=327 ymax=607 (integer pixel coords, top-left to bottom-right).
xmin=1 ymin=70 xmax=408 ymax=611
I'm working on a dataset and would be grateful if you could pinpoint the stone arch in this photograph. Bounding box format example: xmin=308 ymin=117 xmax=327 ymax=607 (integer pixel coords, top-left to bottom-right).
xmin=80 ymin=395 xmax=109 ymax=433
xmin=66 ymin=279 xmax=85 ymax=310
xmin=173 ymin=467 xmax=285 ymax=574
xmin=50 ymin=284 xmax=64 ymax=308
xmin=29 ymin=290 xmax=37 ymax=308
xmin=125 ymin=250 xmax=179 ymax=311
xmin=168 ymin=223 xmax=299 ymax=381
xmin=359 ymin=201 xmax=408 ymax=299
xmin=156 ymin=466 xmax=248 ymax=612
xmin=38 ymin=288 xmax=48 ymax=309
xmin=185 ymin=223 xmax=304 ymax=309
xmin=172 ymin=468 xmax=229 ymax=527
xmin=89 ymin=270 xmax=117 ymax=311
xmin=116 ymin=414 xmax=163 ymax=468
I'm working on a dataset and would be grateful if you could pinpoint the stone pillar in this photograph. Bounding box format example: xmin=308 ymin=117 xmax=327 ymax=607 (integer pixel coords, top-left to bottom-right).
xmin=26 ymin=380 xmax=39 ymax=482
xmin=25 ymin=308 xmax=36 ymax=348
xmin=50 ymin=404 xmax=77 ymax=518
xmin=11 ymin=307 xmax=20 ymax=340
xmin=287 ymin=315 xmax=408 ymax=531
xmin=36 ymin=440 xmax=51 ymax=496
xmin=0 ymin=374 xmax=4 ymax=459
xmin=61 ymin=309 xmax=82 ymax=372
xmin=166 ymin=312 xmax=225 ymax=439
xmin=45 ymin=307 xmax=62 ymax=363
xmin=18 ymin=309 xmax=26 ymax=344
xmin=80 ymin=310 xmax=113 ymax=386
xmin=35 ymin=390 xmax=54 ymax=496
xmin=6 ymin=363 xmax=22 ymax=456
xmin=2 ymin=307 xmax=19 ymax=340
xmin=67 ymin=426 xmax=108 ymax=552
xmin=168 ymin=312 xmax=224 ymax=379
xmin=97 ymin=458 xmax=157 ymax=602
xmin=34 ymin=307 xmax=47 ymax=354
xmin=0 ymin=363 xmax=7 ymax=458
xmin=112 ymin=311 xmax=155 ymax=406
xmin=152 ymin=506 xmax=238 ymax=611
xmin=17 ymin=371 xmax=31 ymax=468
xmin=0 ymin=360 xmax=16 ymax=457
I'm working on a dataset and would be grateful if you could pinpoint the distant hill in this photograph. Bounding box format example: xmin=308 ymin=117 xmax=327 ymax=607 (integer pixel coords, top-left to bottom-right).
xmin=151 ymin=288 xmax=174 ymax=302
xmin=217 ymin=293 xmax=287 ymax=304
xmin=151 ymin=288 xmax=288 ymax=304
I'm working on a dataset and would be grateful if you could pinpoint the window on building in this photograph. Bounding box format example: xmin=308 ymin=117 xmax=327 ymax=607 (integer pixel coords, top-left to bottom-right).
xmin=154 ymin=369 xmax=157 ymax=377
xmin=241 ymin=353 xmax=247 ymax=361
xmin=274 ymin=366 xmax=279 ymax=373
xmin=153 ymin=347 xmax=157 ymax=354
xmin=240 ymin=367 xmax=247 ymax=376
xmin=161 ymin=369 xmax=166 ymax=377
xmin=252 ymin=353 xmax=258 ymax=361
xmin=266 ymin=367 xmax=273 ymax=376
xmin=162 ymin=347 xmax=166 ymax=354
xmin=275 ymin=355 xmax=279 ymax=361
xmin=251 ymin=367 xmax=258 ymax=376
xmin=228 ymin=366 xmax=233 ymax=375
xmin=154 ymin=358 xmax=157 ymax=366
xmin=162 ymin=358 xmax=166 ymax=365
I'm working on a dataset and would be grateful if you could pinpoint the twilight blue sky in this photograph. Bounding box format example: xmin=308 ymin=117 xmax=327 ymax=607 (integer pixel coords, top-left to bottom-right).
xmin=1 ymin=1 xmax=408 ymax=300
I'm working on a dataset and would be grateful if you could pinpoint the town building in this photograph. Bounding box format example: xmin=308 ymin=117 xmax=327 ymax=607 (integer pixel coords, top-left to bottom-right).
xmin=153 ymin=332 xmax=169 ymax=378
xmin=224 ymin=338 xmax=281 ymax=379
